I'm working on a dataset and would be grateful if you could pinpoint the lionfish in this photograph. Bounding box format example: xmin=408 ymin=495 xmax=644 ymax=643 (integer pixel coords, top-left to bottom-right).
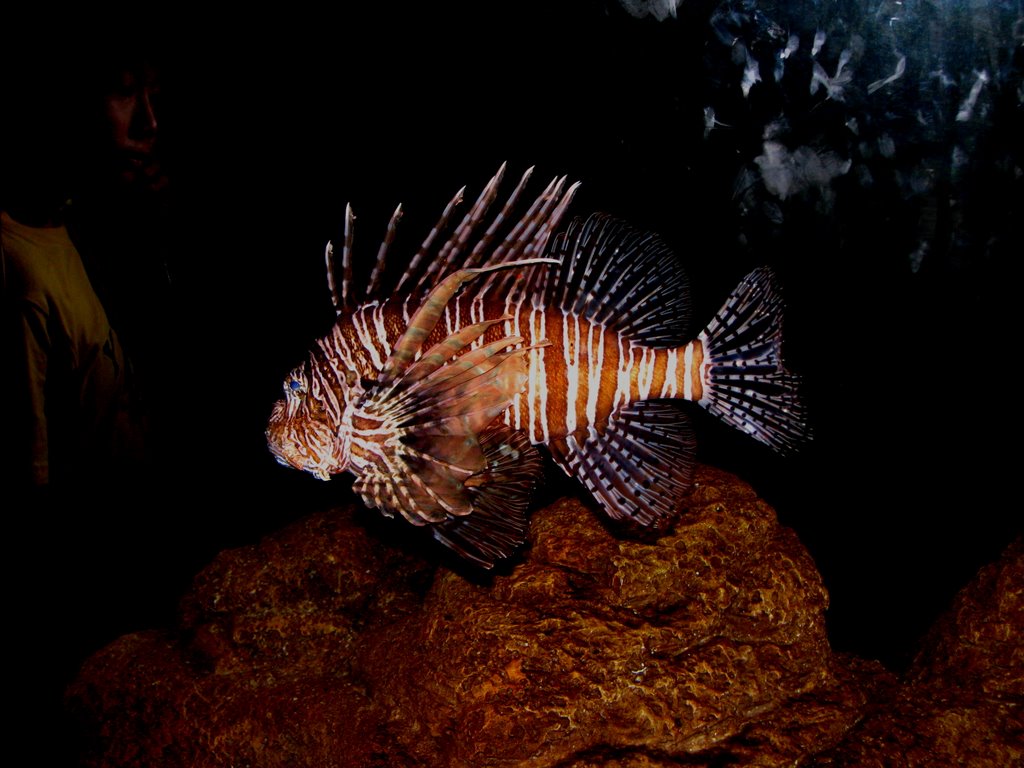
xmin=266 ymin=165 xmax=808 ymax=567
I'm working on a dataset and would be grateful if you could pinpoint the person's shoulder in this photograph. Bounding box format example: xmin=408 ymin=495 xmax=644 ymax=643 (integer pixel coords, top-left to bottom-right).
xmin=1 ymin=209 xmax=82 ymax=295
xmin=2 ymin=209 xmax=76 ymax=254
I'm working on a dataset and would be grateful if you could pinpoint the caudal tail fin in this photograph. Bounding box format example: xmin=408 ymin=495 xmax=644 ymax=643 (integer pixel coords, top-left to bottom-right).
xmin=698 ymin=267 xmax=810 ymax=453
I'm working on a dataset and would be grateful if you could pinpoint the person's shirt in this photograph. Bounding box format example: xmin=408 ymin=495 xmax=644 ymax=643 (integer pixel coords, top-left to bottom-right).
xmin=1 ymin=209 xmax=147 ymax=488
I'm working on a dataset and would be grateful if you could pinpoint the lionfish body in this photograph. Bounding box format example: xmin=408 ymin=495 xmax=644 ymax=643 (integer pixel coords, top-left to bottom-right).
xmin=267 ymin=165 xmax=808 ymax=567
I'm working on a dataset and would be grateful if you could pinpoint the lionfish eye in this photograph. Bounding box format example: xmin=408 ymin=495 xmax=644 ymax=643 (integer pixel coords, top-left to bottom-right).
xmin=290 ymin=380 xmax=301 ymax=391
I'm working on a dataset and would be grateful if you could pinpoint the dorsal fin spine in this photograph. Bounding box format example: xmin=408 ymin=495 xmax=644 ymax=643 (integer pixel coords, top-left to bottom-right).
xmin=325 ymin=241 xmax=340 ymax=314
xmin=486 ymin=176 xmax=569 ymax=306
xmin=464 ymin=164 xmax=531 ymax=270
xmin=431 ymin=164 xmax=506 ymax=283
xmin=366 ymin=203 xmax=402 ymax=301
xmin=338 ymin=203 xmax=355 ymax=313
xmin=399 ymin=185 xmax=465 ymax=299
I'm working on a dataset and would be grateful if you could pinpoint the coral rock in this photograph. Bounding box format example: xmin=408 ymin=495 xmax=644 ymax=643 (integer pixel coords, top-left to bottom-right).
xmin=67 ymin=467 xmax=889 ymax=766
xmin=814 ymin=537 xmax=1023 ymax=767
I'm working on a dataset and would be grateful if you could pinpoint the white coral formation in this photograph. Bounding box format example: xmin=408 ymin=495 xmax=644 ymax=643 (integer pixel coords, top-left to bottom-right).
xmin=618 ymin=0 xmax=681 ymax=21
xmin=755 ymin=142 xmax=852 ymax=200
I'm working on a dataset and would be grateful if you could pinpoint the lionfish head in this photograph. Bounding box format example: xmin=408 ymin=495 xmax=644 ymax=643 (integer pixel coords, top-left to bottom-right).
xmin=266 ymin=362 xmax=350 ymax=481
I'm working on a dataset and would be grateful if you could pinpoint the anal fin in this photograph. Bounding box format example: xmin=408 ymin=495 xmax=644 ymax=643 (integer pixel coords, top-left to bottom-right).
xmin=551 ymin=401 xmax=697 ymax=528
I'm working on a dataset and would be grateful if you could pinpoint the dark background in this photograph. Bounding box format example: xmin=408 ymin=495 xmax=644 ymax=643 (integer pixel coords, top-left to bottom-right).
xmin=3 ymin=0 xmax=1020 ymax=754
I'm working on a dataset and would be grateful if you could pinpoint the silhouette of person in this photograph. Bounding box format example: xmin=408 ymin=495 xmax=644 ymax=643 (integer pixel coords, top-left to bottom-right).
xmin=1 ymin=40 xmax=179 ymax=763
xmin=2 ymin=48 xmax=171 ymax=494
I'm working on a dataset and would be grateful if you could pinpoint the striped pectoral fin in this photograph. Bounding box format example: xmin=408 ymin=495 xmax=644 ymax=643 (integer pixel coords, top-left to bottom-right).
xmin=396 ymin=349 xmax=529 ymax=436
xmin=353 ymin=448 xmax=477 ymax=526
xmin=551 ymin=401 xmax=697 ymax=528
xmin=375 ymin=260 xmax=557 ymax=388
xmin=355 ymin=314 xmax=536 ymax=541
xmin=432 ymin=424 xmax=544 ymax=568
xmin=400 ymin=316 xmax=512 ymax=386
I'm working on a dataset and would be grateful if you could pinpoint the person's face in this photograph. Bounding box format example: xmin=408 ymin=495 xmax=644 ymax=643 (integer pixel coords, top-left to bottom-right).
xmin=102 ymin=65 xmax=166 ymax=193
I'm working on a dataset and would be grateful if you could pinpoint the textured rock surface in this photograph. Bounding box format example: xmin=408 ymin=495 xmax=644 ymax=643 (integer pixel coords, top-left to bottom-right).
xmin=813 ymin=537 xmax=1023 ymax=767
xmin=66 ymin=467 xmax=895 ymax=766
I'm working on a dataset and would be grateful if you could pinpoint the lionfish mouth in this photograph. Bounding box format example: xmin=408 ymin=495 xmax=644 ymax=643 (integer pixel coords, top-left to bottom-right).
xmin=267 ymin=441 xmax=333 ymax=482
xmin=268 ymin=448 xmax=333 ymax=482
